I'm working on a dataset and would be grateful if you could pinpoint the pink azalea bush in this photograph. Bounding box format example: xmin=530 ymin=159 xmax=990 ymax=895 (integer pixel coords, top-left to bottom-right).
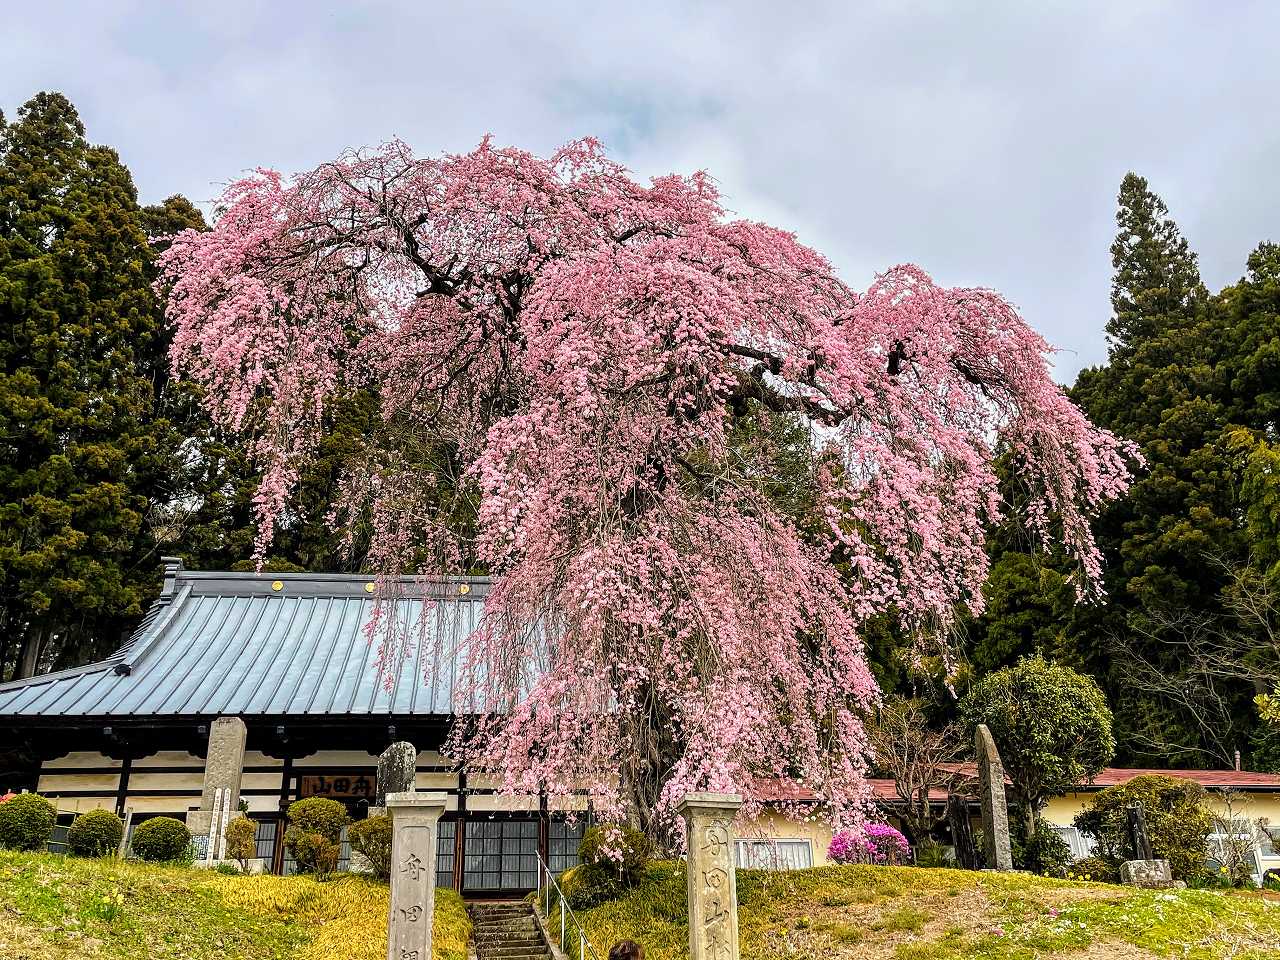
xmin=158 ymin=137 xmax=1135 ymax=840
xmin=828 ymin=823 xmax=911 ymax=865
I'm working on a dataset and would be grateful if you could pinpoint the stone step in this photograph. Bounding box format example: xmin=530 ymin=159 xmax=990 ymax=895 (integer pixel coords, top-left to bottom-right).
xmin=472 ymin=914 xmax=536 ymax=925
xmin=477 ymin=947 xmax=551 ymax=957
xmin=473 ymin=921 xmax=539 ymax=932
xmin=474 ymin=926 xmax=540 ymax=937
xmin=478 ymin=931 xmax=542 ymax=942
xmin=475 ymin=938 xmax=545 ymax=949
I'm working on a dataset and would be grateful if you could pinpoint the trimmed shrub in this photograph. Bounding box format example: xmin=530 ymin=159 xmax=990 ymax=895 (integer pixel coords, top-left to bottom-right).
xmin=558 ymin=862 xmax=627 ymax=910
xmin=578 ymin=823 xmax=653 ymax=884
xmin=224 ymin=815 xmax=257 ymax=870
xmin=286 ymin=797 xmax=349 ymax=843
xmin=131 ymin=816 xmax=192 ymax=862
xmin=349 ymin=814 xmax=392 ymax=878
xmin=960 ymin=656 xmax=1115 ymax=837
xmin=1073 ymin=774 xmax=1212 ymax=881
xmin=558 ymin=823 xmax=655 ymax=910
xmin=0 ymin=793 xmax=57 ymax=851
xmin=1067 ymin=855 xmax=1119 ymax=884
xmin=1013 ymin=821 xmax=1072 ymax=877
xmin=285 ymin=797 xmax=349 ymax=876
xmin=67 ymin=808 xmax=124 ymax=857
xmin=287 ymin=829 xmax=340 ymax=876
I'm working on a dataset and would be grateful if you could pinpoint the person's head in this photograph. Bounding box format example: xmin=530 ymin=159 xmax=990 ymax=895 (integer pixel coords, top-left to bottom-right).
xmin=608 ymin=941 xmax=644 ymax=960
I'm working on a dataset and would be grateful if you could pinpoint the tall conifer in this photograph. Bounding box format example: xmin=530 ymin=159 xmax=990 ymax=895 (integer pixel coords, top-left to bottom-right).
xmin=0 ymin=93 xmax=173 ymax=676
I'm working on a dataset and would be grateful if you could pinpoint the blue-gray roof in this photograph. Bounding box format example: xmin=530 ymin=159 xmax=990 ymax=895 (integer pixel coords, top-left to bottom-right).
xmin=0 ymin=563 xmax=490 ymax=719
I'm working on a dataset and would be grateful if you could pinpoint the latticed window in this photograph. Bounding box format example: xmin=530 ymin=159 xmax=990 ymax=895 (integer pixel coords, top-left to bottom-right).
xmin=463 ymin=819 xmax=539 ymax=890
xmin=548 ymin=819 xmax=586 ymax=873
xmin=436 ymin=820 xmax=456 ymax=888
xmin=735 ymin=838 xmax=813 ymax=870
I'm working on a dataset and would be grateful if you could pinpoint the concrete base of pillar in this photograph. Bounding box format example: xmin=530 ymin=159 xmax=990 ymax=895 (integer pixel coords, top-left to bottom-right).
xmin=193 ymin=857 xmax=267 ymax=875
xmin=186 ymin=810 xmax=214 ymax=836
xmin=1120 ymin=859 xmax=1174 ymax=888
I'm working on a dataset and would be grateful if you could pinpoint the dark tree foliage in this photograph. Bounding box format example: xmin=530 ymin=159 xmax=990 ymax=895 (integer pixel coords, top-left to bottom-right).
xmin=0 ymin=92 xmax=379 ymax=688
xmin=974 ymin=173 xmax=1280 ymax=770
xmin=1104 ymin=172 xmax=1208 ymax=365
xmin=0 ymin=92 xmax=177 ymax=679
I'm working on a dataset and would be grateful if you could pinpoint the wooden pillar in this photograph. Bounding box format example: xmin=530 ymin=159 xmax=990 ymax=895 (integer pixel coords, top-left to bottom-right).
xmin=114 ymin=757 xmax=132 ymax=818
xmin=453 ymin=769 xmax=466 ymax=891
xmin=538 ymin=789 xmax=550 ymax=872
xmin=272 ymin=757 xmax=293 ymax=874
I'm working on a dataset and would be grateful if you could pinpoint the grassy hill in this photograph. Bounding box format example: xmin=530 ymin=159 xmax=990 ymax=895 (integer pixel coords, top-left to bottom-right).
xmin=0 ymin=850 xmax=470 ymax=960
xmin=570 ymin=861 xmax=1280 ymax=960
xmin=7 ymin=849 xmax=1280 ymax=960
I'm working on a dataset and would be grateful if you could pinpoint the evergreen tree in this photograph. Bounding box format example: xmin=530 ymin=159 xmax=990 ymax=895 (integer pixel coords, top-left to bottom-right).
xmin=0 ymin=93 xmax=175 ymax=677
xmin=1055 ymin=175 xmax=1250 ymax=764
xmin=1105 ymin=172 xmax=1207 ymax=364
xmin=972 ymin=173 xmax=1271 ymax=766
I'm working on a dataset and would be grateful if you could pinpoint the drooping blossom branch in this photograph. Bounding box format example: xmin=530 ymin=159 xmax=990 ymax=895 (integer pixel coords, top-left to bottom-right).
xmin=159 ymin=137 xmax=1135 ymax=840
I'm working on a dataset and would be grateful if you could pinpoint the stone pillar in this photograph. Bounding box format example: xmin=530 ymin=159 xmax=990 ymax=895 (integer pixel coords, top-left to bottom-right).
xmin=188 ymin=716 xmax=247 ymax=837
xmin=975 ymin=724 xmax=1013 ymax=871
xmin=376 ymin=741 xmax=418 ymax=809
xmin=677 ymin=792 xmax=742 ymax=960
xmin=386 ymin=791 xmax=447 ymax=960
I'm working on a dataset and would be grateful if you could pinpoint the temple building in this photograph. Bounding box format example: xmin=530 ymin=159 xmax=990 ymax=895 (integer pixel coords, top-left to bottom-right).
xmin=0 ymin=559 xmax=590 ymax=893
xmin=0 ymin=558 xmax=842 ymax=890
xmin=23 ymin=560 xmax=1276 ymax=884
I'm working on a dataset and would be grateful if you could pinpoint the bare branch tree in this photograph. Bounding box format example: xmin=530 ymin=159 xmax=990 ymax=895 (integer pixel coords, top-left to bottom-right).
xmin=1108 ymin=562 xmax=1280 ymax=768
xmin=866 ymin=697 xmax=966 ymax=843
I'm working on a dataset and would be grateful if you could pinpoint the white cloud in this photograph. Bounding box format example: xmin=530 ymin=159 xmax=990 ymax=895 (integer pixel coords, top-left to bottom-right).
xmin=4 ymin=0 xmax=1276 ymax=382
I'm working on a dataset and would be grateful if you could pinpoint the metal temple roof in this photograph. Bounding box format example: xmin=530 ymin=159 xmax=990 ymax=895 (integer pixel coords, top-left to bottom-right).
xmin=0 ymin=561 xmax=490 ymax=719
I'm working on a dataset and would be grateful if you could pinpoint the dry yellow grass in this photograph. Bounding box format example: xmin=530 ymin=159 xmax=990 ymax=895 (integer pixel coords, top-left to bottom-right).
xmin=0 ymin=850 xmax=470 ymax=960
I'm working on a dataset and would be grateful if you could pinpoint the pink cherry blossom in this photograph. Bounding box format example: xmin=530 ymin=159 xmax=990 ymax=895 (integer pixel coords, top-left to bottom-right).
xmin=158 ymin=137 xmax=1135 ymax=840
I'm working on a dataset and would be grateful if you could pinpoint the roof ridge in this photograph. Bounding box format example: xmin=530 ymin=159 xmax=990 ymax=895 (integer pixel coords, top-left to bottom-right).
xmin=0 ymin=660 xmax=112 ymax=693
xmin=116 ymin=583 xmax=194 ymax=674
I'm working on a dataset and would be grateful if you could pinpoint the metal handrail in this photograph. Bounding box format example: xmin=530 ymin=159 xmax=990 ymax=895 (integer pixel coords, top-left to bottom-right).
xmin=534 ymin=853 xmax=602 ymax=960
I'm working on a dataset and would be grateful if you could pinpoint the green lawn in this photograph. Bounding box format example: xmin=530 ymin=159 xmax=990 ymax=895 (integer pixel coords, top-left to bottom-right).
xmin=0 ymin=850 xmax=470 ymax=960
xmin=568 ymin=861 xmax=1280 ymax=960
xmin=8 ymin=849 xmax=1280 ymax=960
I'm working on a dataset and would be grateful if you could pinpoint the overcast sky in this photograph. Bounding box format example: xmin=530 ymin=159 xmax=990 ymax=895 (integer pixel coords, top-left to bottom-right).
xmin=5 ymin=1 xmax=1277 ymax=382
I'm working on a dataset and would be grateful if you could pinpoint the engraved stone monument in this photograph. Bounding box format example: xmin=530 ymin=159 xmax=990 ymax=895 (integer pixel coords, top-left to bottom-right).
xmin=677 ymin=792 xmax=742 ymax=960
xmin=385 ymin=791 xmax=447 ymax=960
xmin=975 ymin=723 xmax=1013 ymax=871
xmin=376 ymin=742 xmax=417 ymax=809
xmin=187 ymin=716 xmax=247 ymax=837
